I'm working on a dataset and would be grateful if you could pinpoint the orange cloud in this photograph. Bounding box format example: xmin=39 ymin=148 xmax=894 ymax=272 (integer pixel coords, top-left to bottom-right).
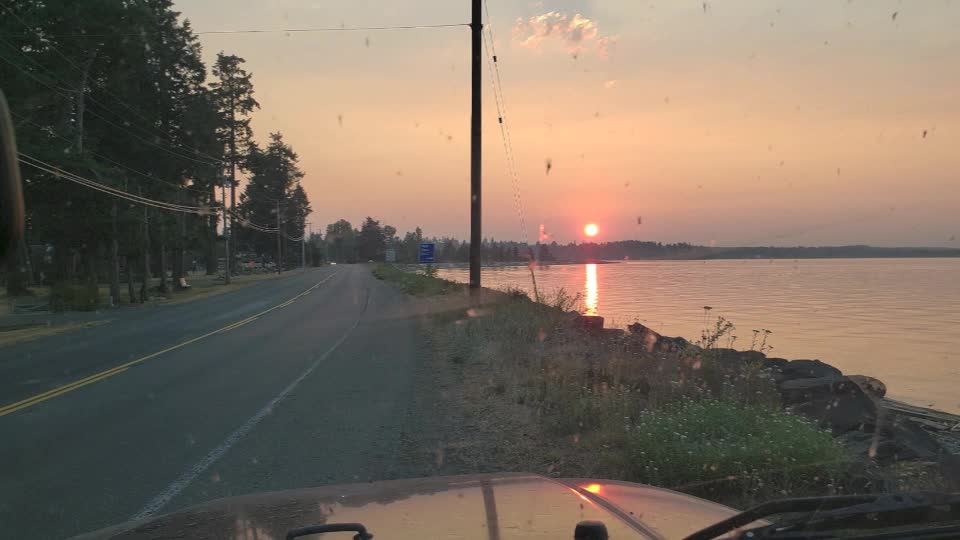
xmin=513 ymin=12 xmax=616 ymax=58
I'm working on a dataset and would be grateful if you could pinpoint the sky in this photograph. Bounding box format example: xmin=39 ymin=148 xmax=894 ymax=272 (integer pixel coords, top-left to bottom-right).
xmin=174 ymin=0 xmax=959 ymax=246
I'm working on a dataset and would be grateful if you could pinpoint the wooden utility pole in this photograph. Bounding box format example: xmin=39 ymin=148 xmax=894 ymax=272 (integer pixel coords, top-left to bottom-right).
xmin=221 ymin=177 xmax=231 ymax=284
xmin=109 ymin=201 xmax=120 ymax=305
xmin=140 ymin=186 xmax=150 ymax=303
xmin=275 ymin=200 xmax=282 ymax=274
xmin=229 ymin=101 xmax=237 ymax=275
xmin=469 ymin=0 xmax=482 ymax=292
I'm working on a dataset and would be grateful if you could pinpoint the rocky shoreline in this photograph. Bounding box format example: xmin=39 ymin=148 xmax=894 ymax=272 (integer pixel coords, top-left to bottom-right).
xmin=581 ymin=317 xmax=960 ymax=490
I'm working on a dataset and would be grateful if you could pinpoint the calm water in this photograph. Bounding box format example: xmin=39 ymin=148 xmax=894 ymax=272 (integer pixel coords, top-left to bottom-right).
xmin=438 ymin=259 xmax=960 ymax=414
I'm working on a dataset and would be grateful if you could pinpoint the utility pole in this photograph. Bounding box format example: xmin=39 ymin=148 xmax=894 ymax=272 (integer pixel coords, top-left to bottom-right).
xmin=469 ymin=0 xmax=482 ymax=293
xmin=275 ymin=200 xmax=282 ymax=274
xmin=229 ymin=100 xmax=237 ymax=276
xmin=302 ymin=221 xmax=310 ymax=272
xmin=221 ymin=176 xmax=231 ymax=284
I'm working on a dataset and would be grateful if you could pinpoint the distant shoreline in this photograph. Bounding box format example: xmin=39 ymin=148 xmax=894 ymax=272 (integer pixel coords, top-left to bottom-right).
xmin=427 ymin=252 xmax=960 ymax=269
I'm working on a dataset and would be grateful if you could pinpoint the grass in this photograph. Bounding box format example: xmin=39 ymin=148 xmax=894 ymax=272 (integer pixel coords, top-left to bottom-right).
xmin=372 ymin=263 xmax=465 ymax=296
xmin=1 ymin=270 xmax=287 ymax=312
xmin=617 ymin=399 xmax=847 ymax=501
xmin=373 ymin=265 xmax=867 ymax=506
xmin=157 ymin=271 xmax=285 ymax=305
xmin=0 ymin=320 xmax=110 ymax=348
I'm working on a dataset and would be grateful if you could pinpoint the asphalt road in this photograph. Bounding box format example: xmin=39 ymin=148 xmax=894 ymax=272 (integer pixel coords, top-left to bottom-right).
xmin=0 ymin=265 xmax=441 ymax=539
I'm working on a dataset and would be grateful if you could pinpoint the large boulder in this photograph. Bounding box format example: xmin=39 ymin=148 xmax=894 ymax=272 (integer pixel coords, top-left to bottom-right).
xmin=625 ymin=322 xmax=691 ymax=355
xmin=710 ymin=348 xmax=767 ymax=366
xmin=573 ymin=315 xmax=605 ymax=333
xmin=847 ymin=375 xmax=887 ymax=398
xmin=780 ymin=376 xmax=878 ymax=433
xmin=840 ymin=416 xmax=945 ymax=465
xmin=774 ymin=359 xmax=843 ymax=382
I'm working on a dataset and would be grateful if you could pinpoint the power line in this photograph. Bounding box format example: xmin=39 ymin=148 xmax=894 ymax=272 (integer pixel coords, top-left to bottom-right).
xmin=481 ymin=6 xmax=529 ymax=246
xmin=10 ymin=111 xmax=212 ymax=195
xmin=195 ymin=23 xmax=470 ymax=35
xmin=0 ymin=0 xmax=227 ymax=165
xmin=18 ymin=153 xmax=219 ymax=214
xmin=3 ymin=23 xmax=470 ymax=38
xmin=229 ymin=210 xmax=278 ymax=233
xmin=0 ymin=39 xmax=223 ymax=167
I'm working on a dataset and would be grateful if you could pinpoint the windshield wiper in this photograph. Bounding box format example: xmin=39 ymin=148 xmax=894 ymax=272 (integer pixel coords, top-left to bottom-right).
xmin=683 ymin=492 xmax=960 ymax=540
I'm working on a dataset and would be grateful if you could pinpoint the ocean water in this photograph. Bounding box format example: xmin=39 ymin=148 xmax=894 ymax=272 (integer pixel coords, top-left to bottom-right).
xmin=438 ymin=258 xmax=960 ymax=413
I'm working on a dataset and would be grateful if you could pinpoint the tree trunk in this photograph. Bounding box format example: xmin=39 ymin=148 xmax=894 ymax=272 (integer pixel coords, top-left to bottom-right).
xmin=206 ymin=186 xmax=218 ymax=275
xmin=126 ymin=256 xmax=137 ymax=304
xmin=158 ymin=236 xmax=169 ymax=295
xmin=18 ymin=236 xmax=34 ymax=286
xmin=109 ymin=202 xmax=121 ymax=306
xmin=4 ymin=237 xmax=30 ymax=295
xmin=140 ymin=208 xmax=150 ymax=303
xmin=173 ymin=191 xmax=186 ymax=289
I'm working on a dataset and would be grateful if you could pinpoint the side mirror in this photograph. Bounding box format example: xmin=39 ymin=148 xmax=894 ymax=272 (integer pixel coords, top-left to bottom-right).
xmin=0 ymin=89 xmax=26 ymax=266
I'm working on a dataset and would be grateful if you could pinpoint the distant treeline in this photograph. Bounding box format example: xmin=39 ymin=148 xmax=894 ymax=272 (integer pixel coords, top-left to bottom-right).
xmin=318 ymin=221 xmax=960 ymax=264
xmin=546 ymin=242 xmax=960 ymax=261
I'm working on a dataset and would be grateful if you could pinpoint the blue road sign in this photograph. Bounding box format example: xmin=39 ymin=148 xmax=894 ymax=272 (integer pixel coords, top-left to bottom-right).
xmin=418 ymin=242 xmax=436 ymax=264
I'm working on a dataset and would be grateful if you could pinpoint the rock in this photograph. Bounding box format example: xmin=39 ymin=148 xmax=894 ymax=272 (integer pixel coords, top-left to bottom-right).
xmin=711 ymin=349 xmax=766 ymax=365
xmin=781 ymin=376 xmax=878 ymax=433
xmin=626 ymin=322 xmax=691 ymax=355
xmin=848 ymin=375 xmax=887 ymax=398
xmin=764 ymin=357 xmax=790 ymax=370
xmin=881 ymin=415 xmax=943 ymax=462
xmin=601 ymin=328 xmax=626 ymax=340
xmin=779 ymin=376 xmax=860 ymax=405
xmin=573 ymin=315 xmax=605 ymax=333
xmin=775 ymin=359 xmax=843 ymax=382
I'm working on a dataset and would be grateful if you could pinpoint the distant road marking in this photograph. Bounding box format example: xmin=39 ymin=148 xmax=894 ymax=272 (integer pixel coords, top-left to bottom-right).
xmin=0 ymin=272 xmax=338 ymax=418
xmin=131 ymin=288 xmax=370 ymax=521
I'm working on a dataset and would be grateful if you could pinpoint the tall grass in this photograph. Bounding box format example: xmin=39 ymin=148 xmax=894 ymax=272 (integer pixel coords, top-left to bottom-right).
xmin=372 ymin=263 xmax=463 ymax=296
xmin=374 ymin=266 xmax=858 ymax=505
xmin=617 ymin=399 xmax=847 ymax=500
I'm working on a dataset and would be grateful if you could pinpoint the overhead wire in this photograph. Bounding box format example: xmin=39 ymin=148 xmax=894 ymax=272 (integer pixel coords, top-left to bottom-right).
xmin=1 ymin=23 xmax=471 ymax=38
xmin=482 ymin=2 xmax=529 ymax=246
xmin=195 ymin=23 xmax=470 ymax=35
xmin=10 ymin=111 xmax=212 ymax=196
xmin=0 ymin=49 xmax=223 ymax=168
xmin=19 ymin=156 xmax=213 ymax=213
xmin=18 ymin=152 xmax=220 ymax=214
xmin=0 ymin=0 xmax=227 ymax=165
xmin=0 ymin=39 xmax=223 ymax=167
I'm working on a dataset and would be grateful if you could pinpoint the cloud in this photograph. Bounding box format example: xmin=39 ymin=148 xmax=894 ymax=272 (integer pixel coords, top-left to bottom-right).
xmin=603 ymin=79 xmax=618 ymax=89
xmin=513 ymin=11 xmax=617 ymax=58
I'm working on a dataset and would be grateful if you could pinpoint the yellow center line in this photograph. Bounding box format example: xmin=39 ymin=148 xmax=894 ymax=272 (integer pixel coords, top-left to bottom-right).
xmin=0 ymin=272 xmax=337 ymax=418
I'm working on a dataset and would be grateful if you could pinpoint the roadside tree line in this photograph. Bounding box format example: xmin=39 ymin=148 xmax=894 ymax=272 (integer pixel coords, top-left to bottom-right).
xmin=317 ymin=217 xmax=533 ymax=264
xmin=0 ymin=0 xmax=310 ymax=306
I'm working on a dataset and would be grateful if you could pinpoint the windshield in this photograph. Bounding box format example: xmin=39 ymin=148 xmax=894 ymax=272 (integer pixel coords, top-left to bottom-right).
xmin=1 ymin=1 xmax=959 ymax=539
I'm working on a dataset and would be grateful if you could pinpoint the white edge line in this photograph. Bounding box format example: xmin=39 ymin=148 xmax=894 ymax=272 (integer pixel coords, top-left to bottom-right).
xmin=130 ymin=285 xmax=365 ymax=522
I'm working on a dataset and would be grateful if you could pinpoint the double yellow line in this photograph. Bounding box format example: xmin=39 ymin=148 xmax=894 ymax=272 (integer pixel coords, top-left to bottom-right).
xmin=0 ymin=272 xmax=336 ymax=418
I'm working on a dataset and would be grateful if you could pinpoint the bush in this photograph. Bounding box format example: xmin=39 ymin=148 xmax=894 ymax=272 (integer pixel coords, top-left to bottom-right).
xmin=619 ymin=398 xmax=848 ymax=498
xmin=4 ymin=270 xmax=31 ymax=295
xmin=371 ymin=264 xmax=463 ymax=296
xmin=50 ymin=281 xmax=100 ymax=312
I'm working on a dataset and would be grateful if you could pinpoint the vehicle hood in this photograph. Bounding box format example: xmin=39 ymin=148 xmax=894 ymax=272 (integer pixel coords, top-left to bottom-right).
xmin=74 ymin=473 xmax=742 ymax=540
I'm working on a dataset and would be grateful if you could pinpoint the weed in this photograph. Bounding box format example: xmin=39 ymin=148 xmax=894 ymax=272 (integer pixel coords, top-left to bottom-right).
xmin=372 ymin=263 xmax=463 ymax=296
xmin=616 ymin=398 xmax=848 ymax=500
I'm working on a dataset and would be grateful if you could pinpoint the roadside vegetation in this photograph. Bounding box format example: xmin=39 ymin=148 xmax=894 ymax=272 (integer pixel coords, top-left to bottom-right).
xmin=372 ymin=264 xmax=464 ymax=296
xmin=374 ymin=264 xmax=865 ymax=507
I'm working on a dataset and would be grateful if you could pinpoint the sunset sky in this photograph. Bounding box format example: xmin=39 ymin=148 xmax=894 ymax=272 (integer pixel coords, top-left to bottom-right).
xmin=175 ymin=0 xmax=958 ymax=246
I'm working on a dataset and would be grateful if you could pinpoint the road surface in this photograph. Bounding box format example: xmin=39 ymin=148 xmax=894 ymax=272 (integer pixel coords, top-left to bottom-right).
xmin=0 ymin=265 xmax=443 ymax=538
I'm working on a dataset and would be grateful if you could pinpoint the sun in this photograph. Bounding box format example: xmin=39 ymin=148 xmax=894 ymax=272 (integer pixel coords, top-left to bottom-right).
xmin=584 ymin=223 xmax=599 ymax=237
